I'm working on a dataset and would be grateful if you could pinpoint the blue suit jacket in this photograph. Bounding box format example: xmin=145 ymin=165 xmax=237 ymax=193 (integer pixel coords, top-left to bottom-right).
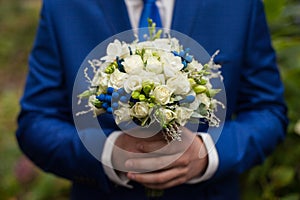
xmin=17 ymin=0 xmax=288 ymax=199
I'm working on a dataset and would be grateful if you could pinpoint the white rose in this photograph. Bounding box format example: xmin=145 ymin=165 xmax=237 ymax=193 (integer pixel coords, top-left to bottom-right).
xmin=130 ymin=102 xmax=150 ymax=119
xmin=109 ymin=70 xmax=128 ymax=89
xmin=175 ymin=107 xmax=194 ymax=126
xmin=161 ymin=52 xmax=183 ymax=77
xmin=166 ymin=73 xmax=191 ymax=95
xmin=152 ymin=85 xmax=173 ymax=105
xmin=140 ymin=71 xmax=165 ymax=85
xmin=124 ymin=75 xmax=142 ymax=93
xmin=122 ymin=55 xmax=144 ymax=75
xmin=114 ymin=106 xmax=132 ymax=124
xmin=158 ymin=108 xmax=177 ymax=124
xmin=156 ymin=74 xmax=166 ymax=85
xmin=145 ymin=57 xmax=163 ymax=74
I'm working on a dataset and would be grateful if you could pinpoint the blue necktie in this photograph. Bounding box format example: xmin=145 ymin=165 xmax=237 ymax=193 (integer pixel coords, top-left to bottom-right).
xmin=139 ymin=0 xmax=162 ymax=28
xmin=138 ymin=0 xmax=162 ymax=40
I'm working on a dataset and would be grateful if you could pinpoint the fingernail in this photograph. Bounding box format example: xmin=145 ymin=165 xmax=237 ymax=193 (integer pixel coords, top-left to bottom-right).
xmin=127 ymin=173 xmax=135 ymax=179
xmin=125 ymin=160 xmax=133 ymax=168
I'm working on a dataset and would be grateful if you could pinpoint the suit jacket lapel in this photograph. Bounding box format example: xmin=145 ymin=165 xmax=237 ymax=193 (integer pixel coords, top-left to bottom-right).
xmin=98 ymin=0 xmax=132 ymax=35
xmin=171 ymin=0 xmax=204 ymax=35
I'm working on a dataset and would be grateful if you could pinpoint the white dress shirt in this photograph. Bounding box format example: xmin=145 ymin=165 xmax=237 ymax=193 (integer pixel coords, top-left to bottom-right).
xmin=101 ymin=0 xmax=219 ymax=188
xmin=125 ymin=0 xmax=174 ymax=30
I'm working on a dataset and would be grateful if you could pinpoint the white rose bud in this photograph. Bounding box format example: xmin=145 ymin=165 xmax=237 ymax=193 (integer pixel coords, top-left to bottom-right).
xmin=114 ymin=106 xmax=132 ymax=124
xmin=124 ymin=75 xmax=142 ymax=93
xmin=145 ymin=57 xmax=163 ymax=74
xmin=130 ymin=102 xmax=150 ymax=119
xmin=122 ymin=55 xmax=144 ymax=74
xmin=166 ymin=73 xmax=191 ymax=95
xmin=152 ymin=85 xmax=174 ymax=105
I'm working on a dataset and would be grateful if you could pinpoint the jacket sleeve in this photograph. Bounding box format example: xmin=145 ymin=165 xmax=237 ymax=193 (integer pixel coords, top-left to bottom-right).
xmin=16 ymin=2 xmax=111 ymax=192
xmin=211 ymin=0 xmax=288 ymax=180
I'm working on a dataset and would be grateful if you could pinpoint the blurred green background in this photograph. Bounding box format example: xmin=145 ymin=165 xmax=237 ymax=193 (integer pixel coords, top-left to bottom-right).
xmin=0 ymin=0 xmax=299 ymax=199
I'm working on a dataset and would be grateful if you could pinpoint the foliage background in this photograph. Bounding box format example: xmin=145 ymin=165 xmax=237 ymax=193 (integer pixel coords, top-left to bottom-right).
xmin=0 ymin=0 xmax=299 ymax=199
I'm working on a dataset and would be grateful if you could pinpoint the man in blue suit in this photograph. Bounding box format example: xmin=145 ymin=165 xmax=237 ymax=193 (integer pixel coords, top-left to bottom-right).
xmin=16 ymin=0 xmax=288 ymax=199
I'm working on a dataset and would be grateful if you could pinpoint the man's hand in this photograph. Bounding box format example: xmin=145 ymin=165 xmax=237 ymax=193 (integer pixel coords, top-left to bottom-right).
xmin=111 ymin=127 xmax=165 ymax=172
xmin=111 ymin=127 xmax=208 ymax=189
xmin=125 ymin=127 xmax=208 ymax=189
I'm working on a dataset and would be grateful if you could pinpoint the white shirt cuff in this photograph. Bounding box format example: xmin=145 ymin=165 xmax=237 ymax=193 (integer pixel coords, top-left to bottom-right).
xmin=101 ymin=131 xmax=132 ymax=188
xmin=186 ymin=132 xmax=219 ymax=184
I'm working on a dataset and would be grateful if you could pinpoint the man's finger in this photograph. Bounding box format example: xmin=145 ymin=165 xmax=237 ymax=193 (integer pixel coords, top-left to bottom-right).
xmin=143 ymin=176 xmax=188 ymax=190
xmin=127 ymin=166 xmax=187 ymax=185
xmin=125 ymin=153 xmax=182 ymax=172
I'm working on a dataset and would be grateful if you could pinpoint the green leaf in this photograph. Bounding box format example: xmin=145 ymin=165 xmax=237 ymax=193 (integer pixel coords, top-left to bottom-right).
xmin=270 ymin=166 xmax=295 ymax=188
xmin=78 ymin=90 xmax=93 ymax=98
xmin=206 ymin=89 xmax=221 ymax=98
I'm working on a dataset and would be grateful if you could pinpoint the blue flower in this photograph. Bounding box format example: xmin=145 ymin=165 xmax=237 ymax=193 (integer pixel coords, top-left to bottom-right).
xmin=106 ymin=107 xmax=113 ymax=114
xmin=172 ymin=48 xmax=193 ymax=69
xmin=179 ymin=95 xmax=195 ymax=104
xmin=120 ymin=95 xmax=130 ymax=103
xmin=96 ymin=94 xmax=106 ymax=101
xmin=102 ymin=102 xmax=109 ymax=109
xmin=112 ymin=92 xmax=120 ymax=100
xmin=111 ymin=102 xmax=119 ymax=110
xmin=106 ymin=87 xmax=114 ymax=94
xmin=117 ymin=88 xmax=126 ymax=96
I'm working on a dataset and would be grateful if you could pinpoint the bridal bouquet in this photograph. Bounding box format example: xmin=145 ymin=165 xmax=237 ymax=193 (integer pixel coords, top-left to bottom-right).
xmin=77 ymin=21 xmax=224 ymax=142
